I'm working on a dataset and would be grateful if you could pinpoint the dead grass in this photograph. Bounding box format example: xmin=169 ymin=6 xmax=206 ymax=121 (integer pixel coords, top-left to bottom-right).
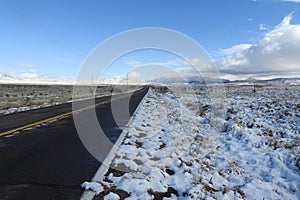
xmin=147 ymin=187 xmax=178 ymax=200
xmin=197 ymin=104 xmax=211 ymax=116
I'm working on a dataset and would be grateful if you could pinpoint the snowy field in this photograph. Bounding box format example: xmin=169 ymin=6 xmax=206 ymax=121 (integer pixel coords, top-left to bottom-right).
xmin=82 ymin=84 xmax=300 ymax=199
xmin=0 ymin=84 xmax=139 ymax=115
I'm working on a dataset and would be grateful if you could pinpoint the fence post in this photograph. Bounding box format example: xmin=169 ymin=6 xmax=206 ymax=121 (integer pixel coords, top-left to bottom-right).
xmin=253 ymin=83 xmax=256 ymax=97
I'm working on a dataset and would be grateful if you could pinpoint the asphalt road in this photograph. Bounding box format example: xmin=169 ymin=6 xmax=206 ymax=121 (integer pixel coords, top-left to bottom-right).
xmin=0 ymin=86 xmax=148 ymax=200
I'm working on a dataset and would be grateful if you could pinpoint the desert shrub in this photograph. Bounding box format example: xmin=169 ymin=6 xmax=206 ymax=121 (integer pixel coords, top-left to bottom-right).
xmin=23 ymin=97 xmax=31 ymax=106
xmin=197 ymin=104 xmax=211 ymax=116
xmin=48 ymin=98 xmax=55 ymax=104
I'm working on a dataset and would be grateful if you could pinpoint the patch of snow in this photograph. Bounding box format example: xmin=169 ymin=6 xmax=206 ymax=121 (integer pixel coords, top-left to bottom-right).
xmin=81 ymin=181 xmax=103 ymax=195
xmin=103 ymin=192 xmax=120 ymax=200
xmin=83 ymin=85 xmax=300 ymax=199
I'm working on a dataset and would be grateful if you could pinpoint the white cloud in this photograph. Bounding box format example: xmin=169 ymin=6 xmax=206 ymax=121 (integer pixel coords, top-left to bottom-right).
xmin=128 ymin=71 xmax=141 ymax=78
xmin=123 ymin=57 xmax=221 ymax=83
xmin=19 ymin=72 xmax=39 ymax=80
xmin=100 ymin=71 xmax=146 ymax=85
xmin=281 ymin=0 xmax=300 ymax=3
xmin=125 ymin=60 xmax=143 ymax=67
xmin=125 ymin=57 xmax=212 ymax=72
xmin=125 ymin=59 xmax=183 ymax=67
xmin=105 ymin=71 xmax=141 ymax=81
xmin=218 ymin=13 xmax=300 ymax=77
xmin=219 ymin=44 xmax=253 ymax=67
xmin=10 ymin=62 xmax=39 ymax=68
xmin=259 ymin=24 xmax=267 ymax=31
xmin=124 ymin=14 xmax=300 ymax=82
xmin=220 ymin=44 xmax=253 ymax=56
xmin=0 ymin=70 xmax=75 ymax=84
xmin=55 ymin=57 xmax=68 ymax=62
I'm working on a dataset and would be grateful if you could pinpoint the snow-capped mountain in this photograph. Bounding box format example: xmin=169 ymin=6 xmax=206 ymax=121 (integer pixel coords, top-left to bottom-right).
xmin=0 ymin=73 xmax=75 ymax=85
xmin=0 ymin=73 xmax=16 ymax=81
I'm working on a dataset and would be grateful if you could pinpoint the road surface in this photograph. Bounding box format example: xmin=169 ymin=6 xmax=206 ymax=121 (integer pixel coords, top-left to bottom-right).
xmin=0 ymin=86 xmax=148 ymax=200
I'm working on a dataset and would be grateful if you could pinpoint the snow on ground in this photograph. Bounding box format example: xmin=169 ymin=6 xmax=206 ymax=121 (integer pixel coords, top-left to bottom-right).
xmin=82 ymin=85 xmax=300 ymax=199
xmin=103 ymin=192 xmax=120 ymax=200
xmin=81 ymin=181 xmax=104 ymax=195
xmin=0 ymin=84 xmax=141 ymax=116
xmin=0 ymin=93 xmax=111 ymax=115
xmin=0 ymin=89 xmax=138 ymax=115
xmin=0 ymin=103 xmax=59 ymax=115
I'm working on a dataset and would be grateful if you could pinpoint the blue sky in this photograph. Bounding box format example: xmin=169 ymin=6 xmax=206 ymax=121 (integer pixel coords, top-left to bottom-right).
xmin=1 ymin=0 xmax=300 ymax=83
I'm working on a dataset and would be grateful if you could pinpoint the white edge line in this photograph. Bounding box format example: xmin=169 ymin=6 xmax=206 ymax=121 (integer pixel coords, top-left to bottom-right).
xmin=80 ymin=87 xmax=149 ymax=200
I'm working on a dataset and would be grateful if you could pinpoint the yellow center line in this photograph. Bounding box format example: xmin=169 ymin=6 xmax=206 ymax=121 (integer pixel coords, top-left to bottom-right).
xmin=0 ymin=100 xmax=108 ymax=137
xmin=0 ymin=90 xmax=142 ymax=138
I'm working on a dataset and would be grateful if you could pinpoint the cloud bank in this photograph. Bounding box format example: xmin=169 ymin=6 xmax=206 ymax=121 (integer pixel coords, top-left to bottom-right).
xmin=123 ymin=13 xmax=300 ymax=81
xmin=0 ymin=71 xmax=75 ymax=85
xmin=281 ymin=0 xmax=300 ymax=3
xmin=218 ymin=13 xmax=300 ymax=78
xmin=10 ymin=62 xmax=39 ymax=69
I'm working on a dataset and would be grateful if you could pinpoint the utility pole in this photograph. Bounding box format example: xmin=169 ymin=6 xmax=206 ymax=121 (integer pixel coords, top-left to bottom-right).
xmin=91 ymin=76 xmax=94 ymax=96
xmin=44 ymin=92 xmax=46 ymax=105
xmin=227 ymin=84 xmax=230 ymax=98
xmin=253 ymin=82 xmax=256 ymax=97
xmin=126 ymin=73 xmax=128 ymax=91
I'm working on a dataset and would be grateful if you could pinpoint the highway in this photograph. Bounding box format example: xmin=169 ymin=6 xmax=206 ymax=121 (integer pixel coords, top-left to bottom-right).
xmin=0 ymin=86 xmax=149 ymax=200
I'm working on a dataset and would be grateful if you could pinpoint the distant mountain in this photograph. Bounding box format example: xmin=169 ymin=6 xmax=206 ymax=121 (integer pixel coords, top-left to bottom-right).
xmin=188 ymin=78 xmax=230 ymax=84
xmin=230 ymin=77 xmax=300 ymax=85
xmin=0 ymin=73 xmax=15 ymax=80
xmin=0 ymin=73 xmax=75 ymax=85
xmin=1 ymin=71 xmax=299 ymax=86
xmin=245 ymin=77 xmax=257 ymax=82
xmin=0 ymin=73 xmax=19 ymax=83
xmin=151 ymin=75 xmax=300 ymax=85
xmin=151 ymin=75 xmax=230 ymax=85
xmin=265 ymin=77 xmax=300 ymax=85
